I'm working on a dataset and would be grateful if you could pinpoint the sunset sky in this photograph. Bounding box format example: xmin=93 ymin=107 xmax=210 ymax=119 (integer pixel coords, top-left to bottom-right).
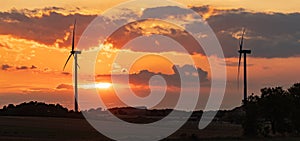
xmin=0 ymin=0 xmax=299 ymax=111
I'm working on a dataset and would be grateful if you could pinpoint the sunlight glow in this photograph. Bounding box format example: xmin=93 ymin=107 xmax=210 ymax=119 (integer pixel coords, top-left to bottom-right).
xmin=95 ymin=82 xmax=112 ymax=89
xmin=79 ymin=82 xmax=112 ymax=89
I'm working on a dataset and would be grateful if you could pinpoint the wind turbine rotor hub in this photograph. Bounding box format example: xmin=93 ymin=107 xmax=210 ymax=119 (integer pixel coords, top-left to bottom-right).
xmin=74 ymin=51 xmax=82 ymax=54
xmin=238 ymin=49 xmax=251 ymax=54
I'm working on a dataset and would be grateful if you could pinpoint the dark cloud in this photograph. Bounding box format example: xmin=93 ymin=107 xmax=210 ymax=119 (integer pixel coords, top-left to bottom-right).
xmin=109 ymin=5 xmax=300 ymax=58
xmin=15 ymin=6 xmax=66 ymax=16
xmin=176 ymin=64 xmax=209 ymax=82
xmin=105 ymin=19 xmax=203 ymax=54
xmin=56 ymin=84 xmax=73 ymax=90
xmin=1 ymin=64 xmax=12 ymax=70
xmin=190 ymin=5 xmax=211 ymax=15
xmin=30 ymin=65 xmax=37 ymax=69
xmin=0 ymin=7 xmax=96 ymax=48
xmin=1 ymin=64 xmax=38 ymax=71
xmin=139 ymin=5 xmax=300 ymax=58
xmin=1 ymin=6 xmax=299 ymax=58
xmin=141 ymin=6 xmax=193 ymax=19
xmin=206 ymin=10 xmax=300 ymax=58
xmin=16 ymin=66 xmax=28 ymax=70
xmin=16 ymin=65 xmax=37 ymax=70
xmin=96 ymin=65 xmax=209 ymax=88
xmin=61 ymin=72 xmax=71 ymax=75
xmin=127 ymin=65 xmax=209 ymax=87
xmin=191 ymin=5 xmax=246 ymax=17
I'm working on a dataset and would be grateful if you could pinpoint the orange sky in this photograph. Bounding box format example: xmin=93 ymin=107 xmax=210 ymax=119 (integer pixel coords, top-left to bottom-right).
xmin=0 ymin=0 xmax=299 ymax=110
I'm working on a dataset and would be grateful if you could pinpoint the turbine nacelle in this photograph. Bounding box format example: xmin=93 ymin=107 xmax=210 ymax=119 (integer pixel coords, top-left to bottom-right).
xmin=71 ymin=51 xmax=82 ymax=54
xmin=238 ymin=50 xmax=251 ymax=54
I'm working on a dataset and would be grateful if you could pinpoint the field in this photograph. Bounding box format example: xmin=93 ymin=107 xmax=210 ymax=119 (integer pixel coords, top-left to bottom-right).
xmin=0 ymin=116 xmax=298 ymax=141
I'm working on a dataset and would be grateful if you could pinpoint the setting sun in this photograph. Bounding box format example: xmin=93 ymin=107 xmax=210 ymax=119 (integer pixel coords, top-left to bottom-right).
xmin=95 ymin=82 xmax=112 ymax=89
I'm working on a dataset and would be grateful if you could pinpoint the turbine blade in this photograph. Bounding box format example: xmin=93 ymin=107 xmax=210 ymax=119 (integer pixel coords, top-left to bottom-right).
xmin=237 ymin=28 xmax=245 ymax=89
xmin=239 ymin=28 xmax=246 ymax=51
xmin=63 ymin=53 xmax=73 ymax=71
xmin=237 ymin=52 xmax=242 ymax=89
xmin=71 ymin=19 xmax=76 ymax=52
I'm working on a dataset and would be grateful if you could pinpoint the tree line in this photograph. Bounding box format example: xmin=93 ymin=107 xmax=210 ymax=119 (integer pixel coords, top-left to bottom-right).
xmin=0 ymin=101 xmax=83 ymax=118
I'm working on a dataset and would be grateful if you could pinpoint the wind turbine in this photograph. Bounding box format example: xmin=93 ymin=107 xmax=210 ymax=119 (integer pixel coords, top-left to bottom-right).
xmin=63 ymin=19 xmax=81 ymax=112
xmin=237 ymin=28 xmax=251 ymax=105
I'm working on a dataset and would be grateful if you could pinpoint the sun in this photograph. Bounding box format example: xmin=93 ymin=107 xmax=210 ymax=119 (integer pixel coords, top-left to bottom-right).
xmin=95 ymin=82 xmax=112 ymax=89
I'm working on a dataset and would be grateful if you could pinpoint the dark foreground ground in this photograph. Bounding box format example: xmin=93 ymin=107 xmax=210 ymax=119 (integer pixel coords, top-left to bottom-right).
xmin=0 ymin=116 xmax=299 ymax=141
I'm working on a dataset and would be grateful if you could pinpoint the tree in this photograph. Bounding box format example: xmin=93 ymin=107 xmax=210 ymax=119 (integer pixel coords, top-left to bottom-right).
xmin=259 ymin=87 xmax=292 ymax=134
xmin=288 ymin=83 xmax=300 ymax=132
xmin=243 ymin=85 xmax=298 ymax=136
xmin=243 ymin=94 xmax=259 ymax=136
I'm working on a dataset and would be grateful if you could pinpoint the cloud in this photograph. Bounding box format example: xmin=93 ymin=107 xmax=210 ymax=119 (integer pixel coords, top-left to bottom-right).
xmin=16 ymin=66 xmax=28 ymax=70
xmin=105 ymin=19 xmax=203 ymax=54
xmin=56 ymin=84 xmax=73 ymax=90
xmin=176 ymin=64 xmax=209 ymax=82
xmin=30 ymin=65 xmax=37 ymax=69
xmin=205 ymin=10 xmax=300 ymax=58
xmin=24 ymin=87 xmax=53 ymax=92
xmin=141 ymin=6 xmax=193 ymax=19
xmin=96 ymin=65 xmax=210 ymax=109
xmin=16 ymin=65 xmax=37 ymax=70
xmin=106 ymin=5 xmax=300 ymax=58
xmin=0 ymin=7 xmax=96 ymax=48
xmin=14 ymin=7 xmax=66 ymax=18
xmin=1 ymin=64 xmax=12 ymax=70
xmin=191 ymin=5 xmax=247 ymax=19
xmin=96 ymin=64 xmax=209 ymax=88
xmin=1 ymin=64 xmax=38 ymax=71
xmin=1 ymin=6 xmax=299 ymax=58
xmin=141 ymin=6 xmax=300 ymax=58
xmin=110 ymin=64 xmax=209 ymax=88
xmin=61 ymin=72 xmax=71 ymax=75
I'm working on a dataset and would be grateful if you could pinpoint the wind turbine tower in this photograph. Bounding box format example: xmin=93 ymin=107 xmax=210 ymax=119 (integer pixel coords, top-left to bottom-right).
xmin=63 ymin=20 xmax=81 ymax=112
xmin=237 ymin=29 xmax=251 ymax=105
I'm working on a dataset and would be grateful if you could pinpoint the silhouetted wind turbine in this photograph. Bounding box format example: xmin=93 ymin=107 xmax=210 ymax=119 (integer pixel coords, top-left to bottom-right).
xmin=237 ymin=28 xmax=251 ymax=105
xmin=63 ymin=19 xmax=81 ymax=112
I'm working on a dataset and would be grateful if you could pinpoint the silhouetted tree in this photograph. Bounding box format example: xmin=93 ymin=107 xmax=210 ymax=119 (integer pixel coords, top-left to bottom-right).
xmin=288 ymin=83 xmax=300 ymax=132
xmin=259 ymin=87 xmax=293 ymax=134
xmin=243 ymin=83 xmax=300 ymax=136
xmin=243 ymin=93 xmax=259 ymax=136
xmin=0 ymin=101 xmax=70 ymax=117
